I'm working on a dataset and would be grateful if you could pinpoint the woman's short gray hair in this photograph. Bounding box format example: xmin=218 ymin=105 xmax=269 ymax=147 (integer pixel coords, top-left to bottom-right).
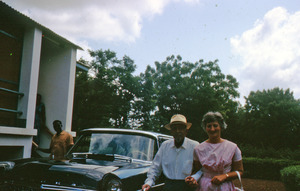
xmin=201 ymin=111 xmax=227 ymax=131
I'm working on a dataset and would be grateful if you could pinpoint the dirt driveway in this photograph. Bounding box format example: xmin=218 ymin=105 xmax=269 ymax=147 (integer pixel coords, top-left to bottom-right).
xmin=233 ymin=178 xmax=286 ymax=191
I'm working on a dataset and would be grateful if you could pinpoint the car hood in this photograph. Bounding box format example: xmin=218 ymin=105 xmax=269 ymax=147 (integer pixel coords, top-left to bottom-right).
xmin=1 ymin=157 xmax=151 ymax=190
xmin=7 ymin=157 xmax=150 ymax=181
xmin=50 ymin=158 xmax=150 ymax=180
xmin=49 ymin=161 xmax=119 ymax=181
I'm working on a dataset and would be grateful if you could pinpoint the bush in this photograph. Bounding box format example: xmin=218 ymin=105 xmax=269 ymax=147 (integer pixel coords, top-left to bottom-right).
xmin=280 ymin=165 xmax=300 ymax=191
xmin=239 ymin=144 xmax=300 ymax=160
xmin=243 ymin=157 xmax=300 ymax=180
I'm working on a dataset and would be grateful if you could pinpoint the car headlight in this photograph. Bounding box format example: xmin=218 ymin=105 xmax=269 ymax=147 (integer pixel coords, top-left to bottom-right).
xmin=0 ymin=161 xmax=15 ymax=171
xmin=104 ymin=178 xmax=122 ymax=191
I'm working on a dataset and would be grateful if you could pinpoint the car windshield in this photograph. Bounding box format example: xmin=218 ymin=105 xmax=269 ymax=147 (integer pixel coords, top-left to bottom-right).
xmin=71 ymin=132 xmax=157 ymax=161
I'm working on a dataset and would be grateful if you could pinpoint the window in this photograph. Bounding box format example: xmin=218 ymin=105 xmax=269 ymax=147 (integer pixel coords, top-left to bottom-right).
xmin=0 ymin=22 xmax=24 ymax=127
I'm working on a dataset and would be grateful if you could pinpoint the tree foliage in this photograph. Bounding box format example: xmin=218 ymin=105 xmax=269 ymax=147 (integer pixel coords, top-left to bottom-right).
xmin=72 ymin=50 xmax=140 ymax=131
xmin=136 ymin=55 xmax=240 ymax=141
xmin=238 ymin=88 xmax=300 ymax=149
xmin=73 ymin=50 xmax=300 ymax=152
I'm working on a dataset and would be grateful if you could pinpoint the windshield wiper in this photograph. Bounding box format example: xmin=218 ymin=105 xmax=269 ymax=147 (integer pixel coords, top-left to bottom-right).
xmin=112 ymin=154 xmax=133 ymax=162
xmin=71 ymin=153 xmax=132 ymax=162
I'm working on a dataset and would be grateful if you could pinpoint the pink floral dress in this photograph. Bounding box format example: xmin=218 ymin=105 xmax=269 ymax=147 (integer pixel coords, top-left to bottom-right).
xmin=193 ymin=140 xmax=241 ymax=191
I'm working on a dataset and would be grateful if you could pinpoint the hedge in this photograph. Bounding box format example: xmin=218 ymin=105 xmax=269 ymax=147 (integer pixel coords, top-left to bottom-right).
xmin=280 ymin=165 xmax=300 ymax=191
xmin=239 ymin=144 xmax=300 ymax=160
xmin=242 ymin=157 xmax=300 ymax=180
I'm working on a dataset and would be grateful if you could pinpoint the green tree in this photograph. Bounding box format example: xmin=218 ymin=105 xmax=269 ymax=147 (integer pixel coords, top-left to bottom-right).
xmin=72 ymin=50 xmax=140 ymax=131
xmin=240 ymin=87 xmax=300 ymax=149
xmin=138 ymin=55 xmax=240 ymax=142
xmin=131 ymin=65 xmax=158 ymax=130
xmin=72 ymin=58 xmax=91 ymax=132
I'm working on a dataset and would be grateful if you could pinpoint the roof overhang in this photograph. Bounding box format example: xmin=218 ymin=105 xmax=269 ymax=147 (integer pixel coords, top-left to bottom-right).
xmin=0 ymin=1 xmax=83 ymax=50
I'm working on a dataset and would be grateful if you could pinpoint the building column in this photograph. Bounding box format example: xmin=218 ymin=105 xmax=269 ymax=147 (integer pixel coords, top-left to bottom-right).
xmin=18 ymin=27 xmax=42 ymax=131
xmin=17 ymin=27 xmax=42 ymax=158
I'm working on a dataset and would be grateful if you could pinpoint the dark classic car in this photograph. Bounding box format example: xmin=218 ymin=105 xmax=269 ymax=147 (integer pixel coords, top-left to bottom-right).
xmin=0 ymin=128 xmax=172 ymax=191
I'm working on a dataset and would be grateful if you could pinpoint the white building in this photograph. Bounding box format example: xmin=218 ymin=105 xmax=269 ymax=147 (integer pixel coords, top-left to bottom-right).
xmin=0 ymin=2 xmax=83 ymax=160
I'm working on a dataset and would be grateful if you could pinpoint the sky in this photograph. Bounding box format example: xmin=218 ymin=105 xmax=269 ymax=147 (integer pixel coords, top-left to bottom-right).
xmin=3 ymin=0 xmax=300 ymax=104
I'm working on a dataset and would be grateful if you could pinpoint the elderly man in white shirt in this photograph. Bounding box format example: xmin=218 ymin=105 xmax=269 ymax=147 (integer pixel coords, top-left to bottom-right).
xmin=142 ymin=114 xmax=200 ymax=191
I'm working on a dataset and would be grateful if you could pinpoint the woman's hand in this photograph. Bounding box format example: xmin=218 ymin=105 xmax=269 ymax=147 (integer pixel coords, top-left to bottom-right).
xmin=210 ymin=174 xmax=227 ymax=185
xmin=185 ymin=176 xmax=199 ymax=187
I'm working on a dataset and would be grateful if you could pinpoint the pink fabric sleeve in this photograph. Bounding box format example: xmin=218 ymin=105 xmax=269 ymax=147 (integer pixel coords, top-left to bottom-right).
xmin=233 ymin=146 xmax=242 ymax=161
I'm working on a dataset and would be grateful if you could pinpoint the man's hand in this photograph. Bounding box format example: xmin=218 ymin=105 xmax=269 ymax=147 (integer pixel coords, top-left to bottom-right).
xmin=185 ymin=176 xmax=199 ymax=187
xmin=142 ymin=184 xmax=151 ymax=191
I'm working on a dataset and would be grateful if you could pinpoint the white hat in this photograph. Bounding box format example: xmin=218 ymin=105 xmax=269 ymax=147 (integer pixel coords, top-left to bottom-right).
xmin=164 ymin=114 xmax=192 ymax=130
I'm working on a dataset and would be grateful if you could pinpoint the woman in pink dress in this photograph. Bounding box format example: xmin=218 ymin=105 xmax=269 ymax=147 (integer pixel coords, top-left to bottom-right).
xmin=185 ymin=111 xmax=244 ymax=191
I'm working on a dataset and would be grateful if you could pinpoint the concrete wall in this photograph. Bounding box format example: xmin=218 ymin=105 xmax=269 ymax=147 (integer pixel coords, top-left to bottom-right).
xmin=0 ymin=26 xmax=77 ymax=159
xmin=0 ymin=134 xmax=32 ymax=160
xmin=37 ymin=37 xmax=77 ymax=149
xmin=0 ymin=27 xmax=42 ymax=159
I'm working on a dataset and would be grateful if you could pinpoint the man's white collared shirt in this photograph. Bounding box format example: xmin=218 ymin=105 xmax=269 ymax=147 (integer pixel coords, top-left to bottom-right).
xmin=145 ymin=137 xmax=199 ymax=186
